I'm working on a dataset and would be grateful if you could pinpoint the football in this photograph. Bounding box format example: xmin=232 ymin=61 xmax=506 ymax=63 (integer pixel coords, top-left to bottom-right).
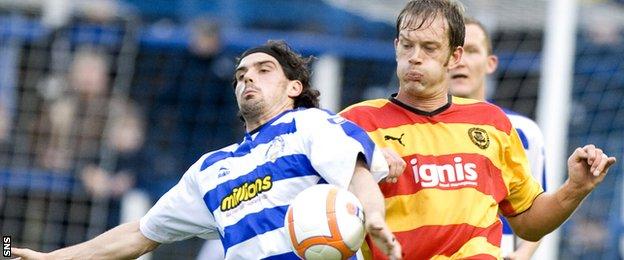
xmin=285 ymin=184 xmax=366 ymax=260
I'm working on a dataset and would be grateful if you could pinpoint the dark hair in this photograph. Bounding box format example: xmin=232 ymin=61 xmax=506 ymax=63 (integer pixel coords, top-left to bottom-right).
xmin=234 ymin=40 xmax=320 ymax=109
xmin=396 ymin=0 xmax=465 ymax=52
xmin=464 ymin=17 xmax=493 ymax=55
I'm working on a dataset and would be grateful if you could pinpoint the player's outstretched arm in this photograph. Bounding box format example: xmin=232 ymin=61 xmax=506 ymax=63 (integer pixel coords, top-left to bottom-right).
xmin=13 ymin=220 xmax=159 ymax=260
xmin=348 ymin=156 xmax=402 ymax=260
xmin=507 ymin=144 xmax=617 ymax=241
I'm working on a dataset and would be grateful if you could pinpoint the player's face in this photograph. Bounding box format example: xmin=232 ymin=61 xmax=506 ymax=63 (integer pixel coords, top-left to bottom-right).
xmin=234 ymin=53 xmax=296 ymax=121
xmin=449 ymin=23 xmax=498 ymax=99
xmin=395 ymin=15 xmax=462 ymax=98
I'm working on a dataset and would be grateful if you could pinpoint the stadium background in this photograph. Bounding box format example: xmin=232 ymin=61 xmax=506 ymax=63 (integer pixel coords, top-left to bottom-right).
xmin=0 ymin=0 xmax=622 ymax=259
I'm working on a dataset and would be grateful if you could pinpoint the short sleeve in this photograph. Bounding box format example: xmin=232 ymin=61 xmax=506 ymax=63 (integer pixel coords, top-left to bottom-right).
xmin=498 ymin=128 xmax=544 ymax=217
xmin=298 ymin=110 xmax=389 ymax=189
xmin=140 ymin=157 xmax=220 ymax=243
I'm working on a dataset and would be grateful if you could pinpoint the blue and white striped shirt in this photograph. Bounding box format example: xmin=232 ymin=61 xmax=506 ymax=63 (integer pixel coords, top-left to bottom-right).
xmin=140 ymin=108 xmax=388 ymax=259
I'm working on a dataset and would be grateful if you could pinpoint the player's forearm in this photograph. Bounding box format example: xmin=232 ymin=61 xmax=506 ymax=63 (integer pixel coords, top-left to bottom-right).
xmin=49 ymin=220 xmax=159 ymax=259
xmin=348 ymin=157 xmax=386 ymax=220
xmin=509 ymin=180 xmax=589 ymax=241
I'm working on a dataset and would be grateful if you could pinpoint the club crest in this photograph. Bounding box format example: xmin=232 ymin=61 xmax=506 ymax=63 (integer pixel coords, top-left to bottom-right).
xmin=468 ymin=127 xmax=489 ymax=149
xmin=265 ymin=136 xmax=285 ymax=162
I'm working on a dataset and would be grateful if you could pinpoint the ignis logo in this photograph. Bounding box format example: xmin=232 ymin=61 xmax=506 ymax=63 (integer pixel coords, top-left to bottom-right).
xmin=410 ymin=157 xmax=478 ymax=188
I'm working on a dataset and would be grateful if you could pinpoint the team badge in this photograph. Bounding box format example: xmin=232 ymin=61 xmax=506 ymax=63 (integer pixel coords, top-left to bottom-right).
xmin=217 ymin=167 xmax=230 ymax=178
xmin=265 ymin=136 xmax=285 ymax=162
xmin=468 ymin=127 xmax=489 ymax=149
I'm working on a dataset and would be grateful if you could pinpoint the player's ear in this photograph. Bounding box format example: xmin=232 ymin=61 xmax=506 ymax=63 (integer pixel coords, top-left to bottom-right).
xmin=486 ymin=54 xmax=499 ymax=74
xmin=287 ymin=80 xmax=303 ymax=98
xmin=448 ymin=46 xmax=464 ymax=69
xmin=394 ymin=38 xmax=400 ymax=60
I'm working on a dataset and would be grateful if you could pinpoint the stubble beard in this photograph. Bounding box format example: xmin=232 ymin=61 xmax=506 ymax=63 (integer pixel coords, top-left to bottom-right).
xmin=239 ymin=98 xmax=266 ymax=123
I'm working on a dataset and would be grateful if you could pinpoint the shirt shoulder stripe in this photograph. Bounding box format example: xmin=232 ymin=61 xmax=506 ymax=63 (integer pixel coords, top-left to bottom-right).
xmin=343 ymin=99 xmax=512 ymax=134
xmin=339 ymin=120 xmax=375 ymax=165
xmin=448 ymin=101 xmax=512 ymax=134
xmin=201 ymin=120 xmax=297 ymax=170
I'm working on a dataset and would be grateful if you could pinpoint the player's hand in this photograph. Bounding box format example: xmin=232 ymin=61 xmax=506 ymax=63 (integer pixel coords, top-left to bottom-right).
xmin=567 ymin=144 xmax=617 ymax=193
xmin=381 ymin=148 xmax=405 ymax=183
xmin=11 ymin=247 xmax=47 ymax=260
xmin=364 ymin=212 xmax=402 ymax=260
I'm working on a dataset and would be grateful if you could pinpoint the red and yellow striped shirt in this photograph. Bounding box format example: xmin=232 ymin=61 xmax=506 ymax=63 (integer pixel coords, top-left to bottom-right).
xmin=341 ymin=96 xmax=543 ymax=259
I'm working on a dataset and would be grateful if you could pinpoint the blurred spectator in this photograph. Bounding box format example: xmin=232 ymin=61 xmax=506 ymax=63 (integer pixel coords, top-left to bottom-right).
xmin=80 ymin=100 xmax=145 ymax=200
xmin=188 ymin=18 xmax=221 ymax=59
xmin=37 ymin=47 xmax=111 ymax=171
xmin=77 ymin=0 xmax=120 ymax=24
xmin=34 ymin=47 xmax=144 ymax=201
xmin=583 ymin=3 xmax=623 ymax=46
